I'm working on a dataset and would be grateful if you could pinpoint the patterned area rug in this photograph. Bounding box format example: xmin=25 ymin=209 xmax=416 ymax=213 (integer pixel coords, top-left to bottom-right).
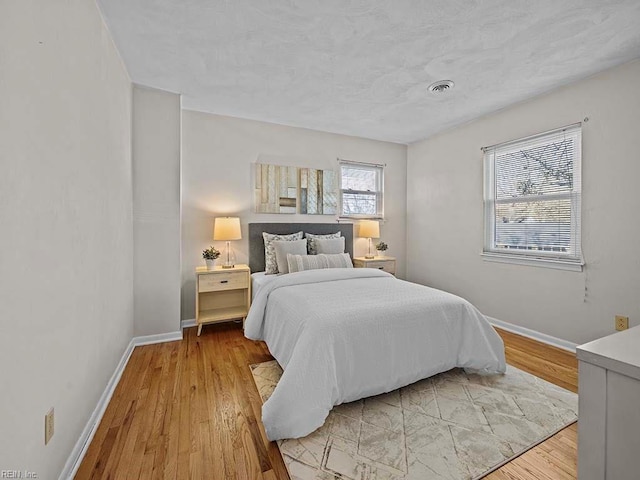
xmin=250 ymin=361 xmax=578 ymax=480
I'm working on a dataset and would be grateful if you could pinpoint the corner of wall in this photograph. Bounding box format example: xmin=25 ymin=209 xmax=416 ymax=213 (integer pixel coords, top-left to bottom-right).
xmin=132 ymin=86 xmax=183 ymax=336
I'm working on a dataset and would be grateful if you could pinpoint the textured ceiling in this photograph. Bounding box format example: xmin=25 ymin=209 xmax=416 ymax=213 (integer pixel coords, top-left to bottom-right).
xmin=98 ymin=0 xmax=640 ymax=144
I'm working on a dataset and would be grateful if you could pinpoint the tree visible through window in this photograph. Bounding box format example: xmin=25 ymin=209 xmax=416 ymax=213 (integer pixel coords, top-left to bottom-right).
xmin=483 ymin=124 xmax=583 ymax=268
xmin=339 ymin=160 xmax=384 ymax=219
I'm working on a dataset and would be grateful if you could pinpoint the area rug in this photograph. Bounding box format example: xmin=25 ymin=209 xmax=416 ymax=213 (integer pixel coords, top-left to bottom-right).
xmin=250 ymin=361 xmax=578 ymax=480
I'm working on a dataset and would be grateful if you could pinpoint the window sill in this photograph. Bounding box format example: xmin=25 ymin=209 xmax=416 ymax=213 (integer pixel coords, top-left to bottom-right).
xmin=338 ymin=215 xmax=384 ymax=221
xmin=481 ymin=252 xmax=584 ymax=272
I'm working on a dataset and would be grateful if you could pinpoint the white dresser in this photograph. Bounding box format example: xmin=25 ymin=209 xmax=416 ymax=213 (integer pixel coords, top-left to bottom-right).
xmin=577 ymin=326 xmax=640 ymax=480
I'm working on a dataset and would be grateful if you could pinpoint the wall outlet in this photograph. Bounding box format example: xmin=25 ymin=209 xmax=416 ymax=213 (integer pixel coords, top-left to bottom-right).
xmin=615 ymin=315 xmax=629 ymax=331
xmin=45 ymin=408 xmax=54 ymax=445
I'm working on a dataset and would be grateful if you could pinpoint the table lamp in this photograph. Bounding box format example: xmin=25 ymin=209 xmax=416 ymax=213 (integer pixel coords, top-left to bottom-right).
xmin=213 ymin=217 xmax=242 ymax=268
xmin=359 ymin=220 xmax=380 ymax=259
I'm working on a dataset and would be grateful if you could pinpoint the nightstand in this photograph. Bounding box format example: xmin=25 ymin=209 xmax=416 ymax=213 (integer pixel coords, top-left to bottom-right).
xmin=195 ymin=264 xmax=251 ymax=336
xmin=353 ymin=256 xmax=396 ymax=275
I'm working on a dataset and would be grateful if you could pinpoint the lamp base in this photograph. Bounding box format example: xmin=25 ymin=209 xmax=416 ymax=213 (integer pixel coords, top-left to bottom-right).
xmin=364 ymin=255 xmax=375 ymax=259
xmin=221 ymin=240 xmax=236 ymax=269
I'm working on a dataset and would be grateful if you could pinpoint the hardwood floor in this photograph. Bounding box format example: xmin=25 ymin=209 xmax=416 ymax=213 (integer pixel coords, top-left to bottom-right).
xmin=75 ymin=324 xmax=578 ymax=479
xmin=485 ymin=329 xmax=578 ymax=480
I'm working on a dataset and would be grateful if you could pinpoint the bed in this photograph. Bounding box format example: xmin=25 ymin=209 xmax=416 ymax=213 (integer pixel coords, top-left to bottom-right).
xmin=244 ymin=223 xmax=506 ymax=441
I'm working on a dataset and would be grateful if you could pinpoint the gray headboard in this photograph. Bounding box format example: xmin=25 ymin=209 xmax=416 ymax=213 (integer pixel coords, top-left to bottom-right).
xmin=249 ymin=223 xmax=354 ymax=273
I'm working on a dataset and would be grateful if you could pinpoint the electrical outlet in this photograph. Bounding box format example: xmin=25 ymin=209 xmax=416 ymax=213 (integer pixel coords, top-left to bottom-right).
xmin=45 ymin=408 xmax=54 ymax=445
xmin=615 ymin=315 xmax=629 ymax=331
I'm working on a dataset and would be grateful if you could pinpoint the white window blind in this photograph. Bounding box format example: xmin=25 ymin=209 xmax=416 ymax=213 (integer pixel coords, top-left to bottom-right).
xmin=483 ymin=124 xmax=583 ymax=269
xmin=339 ymin=160 xmax=384 ymax=219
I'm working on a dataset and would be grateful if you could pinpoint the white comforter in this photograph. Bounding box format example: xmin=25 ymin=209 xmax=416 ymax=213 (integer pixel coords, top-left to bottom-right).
xmin=244 ymin=268 xmax=506 ymax=440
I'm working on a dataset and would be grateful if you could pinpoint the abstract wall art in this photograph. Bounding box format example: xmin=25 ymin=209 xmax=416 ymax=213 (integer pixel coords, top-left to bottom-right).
xmin=254 ymin=163 xmax=298 ymax=214
xmin=299 ymin=168 xmax=337 ymax=215
xmin=253 ymin=163 xmax=338 ymax=215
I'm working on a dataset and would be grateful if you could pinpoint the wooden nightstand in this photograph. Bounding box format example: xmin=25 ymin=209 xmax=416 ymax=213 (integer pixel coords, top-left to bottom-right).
xmin=353 ymin=256 xmax=396 ymax=275
xmin=195 ymin=264 xmax=251 ymax=336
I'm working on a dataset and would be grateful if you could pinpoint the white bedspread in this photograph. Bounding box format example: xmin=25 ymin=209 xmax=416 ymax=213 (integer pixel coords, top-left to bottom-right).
xmin=244 ymin=268 xmax=506 ymax=440
xmin=251 ymin=271 xmax=278 ymax=300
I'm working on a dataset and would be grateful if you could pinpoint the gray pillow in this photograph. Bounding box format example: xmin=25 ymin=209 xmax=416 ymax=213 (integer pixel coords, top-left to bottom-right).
xmin=287 ymin=253 xmax=353 ymax=273
xmin=273 ymin=239 xmax=307 ymax=274
xmin=305 ymin=231 xmax=341 ymax=255
xmin=263 ymin=231 xmax=304 ymax=274
xmin=315 ymin=237 xmax=346 ymax=255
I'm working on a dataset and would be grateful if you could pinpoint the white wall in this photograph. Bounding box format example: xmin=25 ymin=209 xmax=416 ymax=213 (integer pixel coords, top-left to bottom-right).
xmin=132 ymin=85 xmax=182 ymax=336
xmin=181 ymin=111 xmax=407 ymax=320
xmin=0 ymin=0 xmax=133 ymax=476
xmin=407 ymin=60 xmax=640 ymax=345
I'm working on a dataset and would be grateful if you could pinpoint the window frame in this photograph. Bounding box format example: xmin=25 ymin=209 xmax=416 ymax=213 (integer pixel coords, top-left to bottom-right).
xmin=482 ymin=124 xmax=583 ymax=271
xmin=338 ymin=159 xmax=385 ymax=220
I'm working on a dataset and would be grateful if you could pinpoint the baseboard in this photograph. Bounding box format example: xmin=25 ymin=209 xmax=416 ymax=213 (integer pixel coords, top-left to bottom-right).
xmin=60 ymin=329 xmax=183 ymax=479
xmin=181 ymin=318 xmax=196 ymax=328
xmin=59 ymin=338 xmax=135 ymax=479
xmin=488 ymin=316 xmax=577 ymax=352
xmin=133 ymin=330 xmax=183 ymax=347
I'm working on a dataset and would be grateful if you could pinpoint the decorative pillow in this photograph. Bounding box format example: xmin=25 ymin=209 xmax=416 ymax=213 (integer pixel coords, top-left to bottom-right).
xmin=273 ymin=239 xmax=307 ymax=274
xmin=287 ymin=253 xmax=353 ymax=273
xmin=315 ymin=237 xmax=346 ymax=255
xmin=305 ymin=231 xmax=341 ymax=255
xmin=263 ymin=231 xmax=304 ymax=274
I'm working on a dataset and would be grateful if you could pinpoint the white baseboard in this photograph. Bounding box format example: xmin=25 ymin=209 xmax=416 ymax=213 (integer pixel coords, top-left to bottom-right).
xmin=58 ymin=338 xmax=135 ymax=479
xmin=60 ymin=329 xmax=183 ymax=480
xmin=133 ymin=330 xmax=183 ymax=346
xmin=488 ymin=316 xmax=577 ymax=352
xmin=181 ymin=318 xmax=196 ymax=328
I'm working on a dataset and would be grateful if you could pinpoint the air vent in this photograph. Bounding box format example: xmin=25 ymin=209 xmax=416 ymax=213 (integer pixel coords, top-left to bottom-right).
xmin=428 ymin=80 xmax=455 ymax=93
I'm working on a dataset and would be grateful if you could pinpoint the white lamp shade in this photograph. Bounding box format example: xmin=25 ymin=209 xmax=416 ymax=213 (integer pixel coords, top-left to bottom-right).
xmin=359 ymin=220 xmax=380 ymax=239
xmin=213 ymin=217 xmax=242 ymax=241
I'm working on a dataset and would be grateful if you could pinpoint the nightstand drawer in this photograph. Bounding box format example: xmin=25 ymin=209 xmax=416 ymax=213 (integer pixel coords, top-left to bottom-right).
xmin=353 ymin=257 xmax=396 ymax=275
xmin=198 ymin=271 xmax=248 ymax=293
xmin=366 ymin=261 xmax=395 ymax=274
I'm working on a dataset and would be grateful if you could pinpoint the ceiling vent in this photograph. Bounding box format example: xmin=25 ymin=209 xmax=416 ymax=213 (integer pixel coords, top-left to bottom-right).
xmin=428 ymin=80 xmax=455 ymax=94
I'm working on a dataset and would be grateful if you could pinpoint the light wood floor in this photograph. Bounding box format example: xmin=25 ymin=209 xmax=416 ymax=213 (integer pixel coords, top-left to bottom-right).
xmin=76 ymin=324 xmax=578 ymax=480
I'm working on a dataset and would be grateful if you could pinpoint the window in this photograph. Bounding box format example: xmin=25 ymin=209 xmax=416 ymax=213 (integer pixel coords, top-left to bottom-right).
xmin=339 ymin=160 xmax=384 ymax=219
xmin=483 ymin=124 xmax=583 ymax=270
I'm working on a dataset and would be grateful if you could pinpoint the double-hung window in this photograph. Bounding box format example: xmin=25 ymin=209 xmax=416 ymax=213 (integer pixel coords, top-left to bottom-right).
xmin=483 ymin=124 xmax=583 ymax=270
xmin=339 ymin=160 xmax=384 ymax=219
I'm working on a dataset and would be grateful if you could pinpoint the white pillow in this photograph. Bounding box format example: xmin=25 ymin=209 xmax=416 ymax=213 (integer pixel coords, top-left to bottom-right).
xmin=287 ymin=253 xmax=353 ymax=273
xmin=315 ymin=237 xmax=345 ymax=255
xmin=273 ymin=239 xmax=307 ymax=274
xmin=305 ymin=231 xmax=341 ymax=255
xmin=263 ymin=231 xmax=303 ymax=274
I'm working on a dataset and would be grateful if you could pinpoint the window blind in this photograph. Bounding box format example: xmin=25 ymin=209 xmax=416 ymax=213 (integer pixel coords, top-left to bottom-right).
xmin=339 ymin=160 xmax=384 ymax=218
xmin=483 ymin=124 xmax=583 ymax=265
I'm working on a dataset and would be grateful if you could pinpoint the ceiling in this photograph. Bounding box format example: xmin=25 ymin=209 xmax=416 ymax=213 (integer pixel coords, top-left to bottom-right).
xmin=98 ymin=0 xmax=640 ymax=144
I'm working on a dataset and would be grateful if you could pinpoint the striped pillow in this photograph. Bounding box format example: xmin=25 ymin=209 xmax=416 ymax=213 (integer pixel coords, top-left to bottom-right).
xmin=287 ymin=253 xmax=353 ymax=273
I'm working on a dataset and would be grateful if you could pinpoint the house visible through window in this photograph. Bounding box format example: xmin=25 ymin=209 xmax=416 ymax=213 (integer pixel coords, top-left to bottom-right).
xmin=339 ymin=160 xmax=384 ymax=219
xmin=483 ymin=124 xmax=583 ymax=270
